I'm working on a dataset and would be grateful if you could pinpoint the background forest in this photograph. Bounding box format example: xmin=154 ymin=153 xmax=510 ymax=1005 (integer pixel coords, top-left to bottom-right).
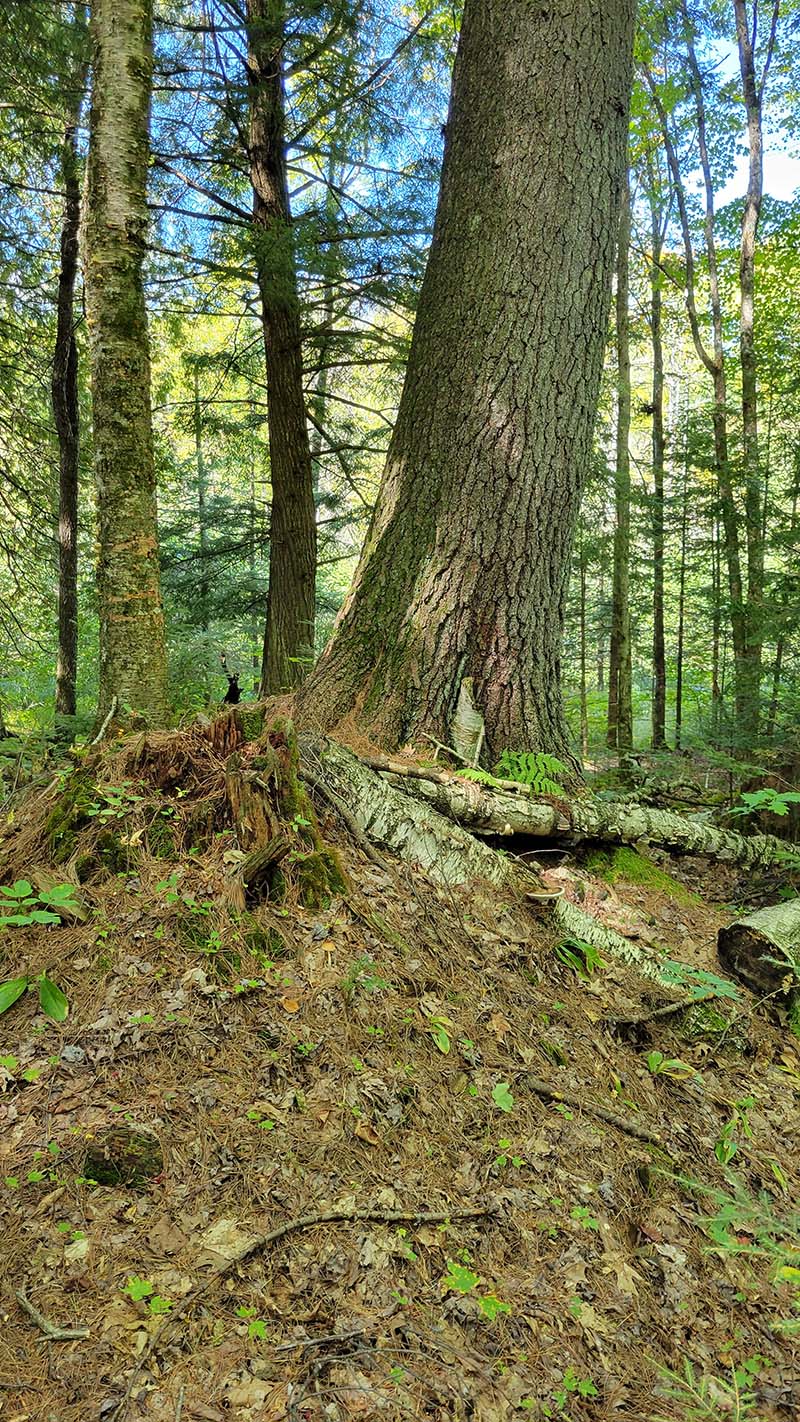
xmin=1 ymin=0 xmax=799 ymax=775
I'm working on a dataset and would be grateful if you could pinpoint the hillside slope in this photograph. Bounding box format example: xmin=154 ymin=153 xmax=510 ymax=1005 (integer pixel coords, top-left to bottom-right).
xmin=1 ymin=730 xmax=799 ymax=1422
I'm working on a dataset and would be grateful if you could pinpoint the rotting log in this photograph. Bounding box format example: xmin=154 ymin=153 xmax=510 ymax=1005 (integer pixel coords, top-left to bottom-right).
xmin=241 ymin=832 xmax=291 ymax=894
xmin=357 ymin=753 xmax=796 ymax=868
xmin=718 ymin=899 xmax=800 ymax=998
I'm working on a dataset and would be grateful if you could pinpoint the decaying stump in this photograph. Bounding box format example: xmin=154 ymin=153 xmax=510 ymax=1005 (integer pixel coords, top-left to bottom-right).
xmin=718 ymin=899 xmax=800 ymax=1004
xmin=225 ymin=718 xmax=346 ymax=908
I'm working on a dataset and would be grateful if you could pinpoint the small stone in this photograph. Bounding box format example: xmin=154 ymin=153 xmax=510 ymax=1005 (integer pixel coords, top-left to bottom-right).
xmin=60 ymin=1044 xmax=86 ymax=1065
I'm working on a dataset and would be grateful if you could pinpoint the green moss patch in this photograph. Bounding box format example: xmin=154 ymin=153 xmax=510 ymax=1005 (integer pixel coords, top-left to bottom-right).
xmin=583 ymin=845 xmax=698 ymax=905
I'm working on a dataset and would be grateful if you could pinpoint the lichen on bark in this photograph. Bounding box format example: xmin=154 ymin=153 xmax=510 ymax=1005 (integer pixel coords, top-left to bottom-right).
xmin=84 ymin=0 xmax=169 ymax=728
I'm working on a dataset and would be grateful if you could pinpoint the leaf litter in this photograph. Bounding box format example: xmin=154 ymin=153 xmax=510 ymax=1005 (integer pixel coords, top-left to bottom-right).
xmin=0 ymin=743 xmax=798 ymax=1420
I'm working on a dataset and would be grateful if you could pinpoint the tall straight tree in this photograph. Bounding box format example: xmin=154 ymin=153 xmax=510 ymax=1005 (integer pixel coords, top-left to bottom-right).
xmin=734 ymin=0 xmax=779 ymax=734
xmin=84 ymin=0 xmax=168 ymax=725
xmin=649 ymin=176 xmax=667 ymax=750
xmin=246 ymin=0 xmax=317 ymax=696
xmin=299 ymin=0 xmax=636 ymax=770
xmin=53 ymin=14 xmax=88 ymax=722
xmin=607 ymin=170 xmax=633 ymax=753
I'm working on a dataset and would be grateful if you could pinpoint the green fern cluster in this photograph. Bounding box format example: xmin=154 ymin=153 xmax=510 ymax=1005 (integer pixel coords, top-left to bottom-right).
xmin=457 ymin=749 xmax=569 ymax=797
xmin=494 ymin=750 xmax=568 ymax=796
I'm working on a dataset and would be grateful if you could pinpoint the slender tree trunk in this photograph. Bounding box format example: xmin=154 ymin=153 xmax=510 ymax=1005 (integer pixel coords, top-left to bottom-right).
xmin=652 ymin=14 xmax=749 ymax=727
xmin=246 ymin=0 xmax=317 ymax=696
xmin=53 ymin=40 xmax=88 ymax=722
xmin=193 ymin=366 xmax=209 ymax=632
xmin=675 ymin=449 xmax=689 ymax=750
xmin=84 ymin=0 xmax=168 ymax=726
xmin=299 ymin=0 xmax=636 ymax=772
xmin=711 ymin=504 xmax=722 ymax=742
xmin=579 ymin=530 xmax=589 ymax=761
xmin=607 ymin=171 xmax=633 ymax=753
xmin=733 ymin=0 xmax=778 ymax=741
xmin=650 ymin=193 xmax=667 ymax=751
xmin=597 ymin=565 xmax=605 ymax=692
xmin=249 ymin=405 xmax=261 ymax=694
xmin=766 ymin=484 xmax=798 ymax=739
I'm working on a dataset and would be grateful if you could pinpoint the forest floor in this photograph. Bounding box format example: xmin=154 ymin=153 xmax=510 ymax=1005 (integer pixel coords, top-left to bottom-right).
xmin=1 ymin=735 xmax=799 ymax=1422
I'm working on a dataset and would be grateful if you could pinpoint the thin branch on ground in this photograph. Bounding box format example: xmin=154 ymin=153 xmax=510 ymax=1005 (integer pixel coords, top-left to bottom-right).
xmin=112 ymin=1202 xmax=497 ymax=1421
xmin=13 ymin=1290 xmax=89 ymax=1341
xmin=520 ymin=1074 xmax=663 ymax=1145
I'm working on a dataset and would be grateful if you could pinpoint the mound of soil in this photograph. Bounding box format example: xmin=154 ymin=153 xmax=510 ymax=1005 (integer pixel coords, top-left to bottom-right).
xmin=1 ymin=729 xmax=799 ymax=1421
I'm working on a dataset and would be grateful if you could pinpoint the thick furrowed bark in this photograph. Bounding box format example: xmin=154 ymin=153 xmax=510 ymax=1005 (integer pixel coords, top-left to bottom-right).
xmin=299 ymin=1 xmax=636 ymax=770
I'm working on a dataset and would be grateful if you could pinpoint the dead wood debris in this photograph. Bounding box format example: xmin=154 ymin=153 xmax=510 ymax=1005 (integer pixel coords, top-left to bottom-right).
xmin=519 ymin=1074 xmax=663 ymax=1146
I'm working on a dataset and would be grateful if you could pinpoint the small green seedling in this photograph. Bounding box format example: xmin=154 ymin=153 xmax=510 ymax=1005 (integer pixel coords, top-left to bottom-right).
xmin=0 ymin=880 xmax=79 ymax=928
xmin=236 ymin=1304 xmax=268 ymax=1339
xmin=0 ymin=972 xmax=68 ymax=1021
xmin=730 ymin=788 xmax=800 ymax=819
xmin=554 ymin=934 xmax=605 ymax=979
xmin=123 ymin=1277 xmax=173 ymax=1315
xmin=491 ymin=1081 xmax=514 ymax=1113
xmin=715 ymin=1096 xmax=755 ymax=1166
xmin=646 ymin=1049 xmax=697 ymax=1080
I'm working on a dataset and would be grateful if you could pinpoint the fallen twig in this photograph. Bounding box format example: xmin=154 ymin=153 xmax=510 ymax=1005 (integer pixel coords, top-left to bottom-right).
xmin=13 ymin=1289 xmax=89 ymax=1341
xmin=112 ymin=1202 xmax=496 ymax=1421
xmin=605 ymin=992 xmax=717 ymax=1033
xmin=521 ymin=1074 xmax=662 ymax=1145
xmin=274 ymin=1326 xmax=366 ymax=1352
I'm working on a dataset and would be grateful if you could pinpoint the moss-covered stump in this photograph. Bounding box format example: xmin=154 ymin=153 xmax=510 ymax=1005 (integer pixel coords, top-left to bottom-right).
xmin=83 ymin=1125 xmax=163 ymax=1189
xmin=227 ymin=717 xmax=347 ymax=910
xmin=44 ymin=770 xmax=98 ymax=862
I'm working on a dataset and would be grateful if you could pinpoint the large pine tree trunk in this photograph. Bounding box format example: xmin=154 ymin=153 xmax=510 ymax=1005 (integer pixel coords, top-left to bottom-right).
xmin=247 ymin=0 xmax=317 ymax=697
xmin=607 ymin=171 xmax=633 ymax=753
xmin=299 ymin=0 xmax=636 ymax=771
xmin=84 ymin=0 xmax=168 ymax=727
xmin=53 ymin=55 xmax=86 ymax=722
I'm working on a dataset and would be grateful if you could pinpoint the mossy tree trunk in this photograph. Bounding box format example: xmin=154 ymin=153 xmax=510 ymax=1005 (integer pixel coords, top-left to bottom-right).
xmin=84 ymin=0 xmax=169 ymax=727
xmin=246 ymin=0 xmax=317 ymax=696
xmin=299 ymin=0 xmax=636 ymax=772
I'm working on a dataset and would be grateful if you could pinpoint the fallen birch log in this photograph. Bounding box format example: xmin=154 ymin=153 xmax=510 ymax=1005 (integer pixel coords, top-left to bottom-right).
xmin=299 ymin=736 xmax=738 ymax=996
xmin=361 ymin=756 xmax=795 ymax=868
xmin=718 ymin=899 xmax=800 ymax=997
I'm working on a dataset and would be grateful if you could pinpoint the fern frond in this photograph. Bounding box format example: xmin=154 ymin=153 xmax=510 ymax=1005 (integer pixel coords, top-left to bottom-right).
xmin=493 ymin=750 xmax=568 ymax=797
